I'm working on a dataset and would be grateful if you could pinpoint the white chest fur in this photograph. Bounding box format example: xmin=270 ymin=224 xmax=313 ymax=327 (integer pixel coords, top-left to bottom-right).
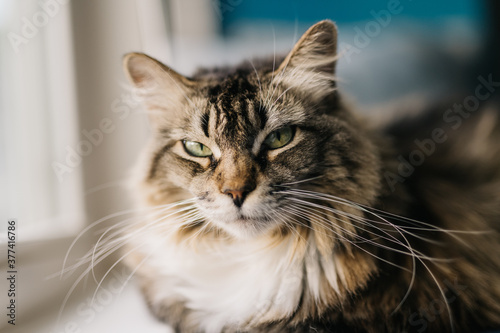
xmin=135 ymin=233 xmax=342 ymax=333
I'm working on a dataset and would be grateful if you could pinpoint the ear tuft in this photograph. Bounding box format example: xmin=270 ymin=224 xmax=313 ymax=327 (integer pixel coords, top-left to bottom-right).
xmin=284 ymin=20 xmax=337 ymax=74
xmin=275 ymin=20 xmax=338 ymax=100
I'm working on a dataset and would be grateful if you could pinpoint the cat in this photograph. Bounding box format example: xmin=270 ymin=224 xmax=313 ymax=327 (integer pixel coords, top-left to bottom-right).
xmin=121 ymin=20 xmax=500 ymax=332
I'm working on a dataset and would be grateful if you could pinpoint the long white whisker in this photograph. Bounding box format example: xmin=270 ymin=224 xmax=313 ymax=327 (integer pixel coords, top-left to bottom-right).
xmin=283 ymin=205 xmax=411 ymax=272
xmin=60 ymin=201 xmax=193 ymax=279
xmin=89 ymin=204 xmax=199 ymax=283
xmin=283 ymin=189 xmax=457 ymax=318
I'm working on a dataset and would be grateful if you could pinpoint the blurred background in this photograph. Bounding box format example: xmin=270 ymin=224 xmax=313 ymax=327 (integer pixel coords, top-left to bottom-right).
xmin=0 ymin=0 xmax=498 ymax=332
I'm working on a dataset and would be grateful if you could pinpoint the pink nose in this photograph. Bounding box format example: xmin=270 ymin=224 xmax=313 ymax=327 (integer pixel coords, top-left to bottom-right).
xmin=223 ymin=187 xmax=253 ymax=207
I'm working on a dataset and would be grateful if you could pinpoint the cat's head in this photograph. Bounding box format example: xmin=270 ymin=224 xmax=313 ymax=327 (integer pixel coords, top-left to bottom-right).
xmin=124 ymin=21 xmax=382 ymax=240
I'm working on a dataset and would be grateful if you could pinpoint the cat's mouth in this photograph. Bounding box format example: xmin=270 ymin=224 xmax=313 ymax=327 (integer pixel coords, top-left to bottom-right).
xmin=195 ymin=194 xmax=279 ymax=237
xmin=204 ymin=209 xmax=277 ymax=238
xmin=234 ymin=213 xmax=271 ymax=223
xmin=236 ymin=213 xmax=252 ymax=221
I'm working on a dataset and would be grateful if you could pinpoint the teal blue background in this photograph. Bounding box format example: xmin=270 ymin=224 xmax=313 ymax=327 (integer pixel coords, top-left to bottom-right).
xmin=221 ymin=0 xmax=484 ymax=34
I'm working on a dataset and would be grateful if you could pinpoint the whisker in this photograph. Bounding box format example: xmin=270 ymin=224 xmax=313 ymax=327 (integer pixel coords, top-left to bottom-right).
xmin=248 ymin=59 xmax=264 ymax=112
xmin=277 ymin=175 xmax=324 ymax=187
xmin=283 ymin=188 xmax=482 ymax=249
xmin=282 ymin=205 xmax=411 ymax=273
xmin=285 ymin=202 xmax=421 ymax=313
xmin=282 ymin=188 xmax=457 ymax=320
xmin=85 ymin=179 xmax=129 ymax=196
xmin=289 ymin=201 xmax=437 ymax=262
xmin=60 ymin=201 xmax=194 ymax=279
xmin=291 ymin=189 xmax=489 ymax=236
xmin=263 ymin=24 xmax=277 ymax=110
xmin=89 ymin=205 xmax=199 ymax=283
xmin=58 ymin=201 xmax=202 ymax=323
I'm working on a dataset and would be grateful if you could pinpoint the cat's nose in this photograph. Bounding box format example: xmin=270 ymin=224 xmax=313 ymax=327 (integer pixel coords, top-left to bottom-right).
xmin=223 ymin=185 xmax=254 ymax=207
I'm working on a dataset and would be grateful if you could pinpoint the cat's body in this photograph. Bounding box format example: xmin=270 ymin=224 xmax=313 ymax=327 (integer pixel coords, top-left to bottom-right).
xmin=122 ymin=21 xmax=500 ymax=332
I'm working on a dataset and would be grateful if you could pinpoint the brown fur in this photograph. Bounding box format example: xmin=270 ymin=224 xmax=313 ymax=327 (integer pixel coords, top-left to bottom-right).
xmin=122 ymin=21 xmax=500 ymax=332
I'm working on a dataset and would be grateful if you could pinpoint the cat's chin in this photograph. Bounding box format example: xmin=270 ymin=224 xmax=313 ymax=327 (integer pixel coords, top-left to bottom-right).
xmin=209 ymin=215 xmax=279 ymax=239
xmin=197 ymin=200 xmax=281 ymax=239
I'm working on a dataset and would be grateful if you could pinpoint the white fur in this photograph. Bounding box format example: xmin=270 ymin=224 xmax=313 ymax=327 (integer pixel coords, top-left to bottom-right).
xmin=132 ymin=226 xmax=343 ymax=333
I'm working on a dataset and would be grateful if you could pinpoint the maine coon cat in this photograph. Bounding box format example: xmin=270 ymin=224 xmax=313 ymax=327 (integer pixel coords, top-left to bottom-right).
xmin=121 ymin=20 xmax=500 ymax=332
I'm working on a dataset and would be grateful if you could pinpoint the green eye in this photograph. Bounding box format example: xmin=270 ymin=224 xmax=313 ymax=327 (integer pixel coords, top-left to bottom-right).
xmin=264 ymin=126 xmax=294 ymax=149
xmin=182 ymin=140 xmax=213 ymax=157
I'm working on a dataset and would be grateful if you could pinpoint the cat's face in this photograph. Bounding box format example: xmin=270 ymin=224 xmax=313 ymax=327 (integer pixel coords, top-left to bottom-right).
xmin=124 ymin=21 xmax=381 ymax=239
xmin=151 ymin=81 xmax=335 ymax=238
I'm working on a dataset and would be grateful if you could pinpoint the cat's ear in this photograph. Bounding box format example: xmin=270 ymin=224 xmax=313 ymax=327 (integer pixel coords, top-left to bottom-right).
xmin=275 ymin=20 xmax=338 ymax=100
xmin=123 ymin=52 xmax=195 ymax=127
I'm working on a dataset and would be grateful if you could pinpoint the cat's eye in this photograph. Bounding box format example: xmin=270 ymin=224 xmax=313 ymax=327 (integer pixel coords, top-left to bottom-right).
xmin=182 ymin=140 xmax=213 ymax=157
xmin=263 ymin=126 xmax=294 ymax=150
